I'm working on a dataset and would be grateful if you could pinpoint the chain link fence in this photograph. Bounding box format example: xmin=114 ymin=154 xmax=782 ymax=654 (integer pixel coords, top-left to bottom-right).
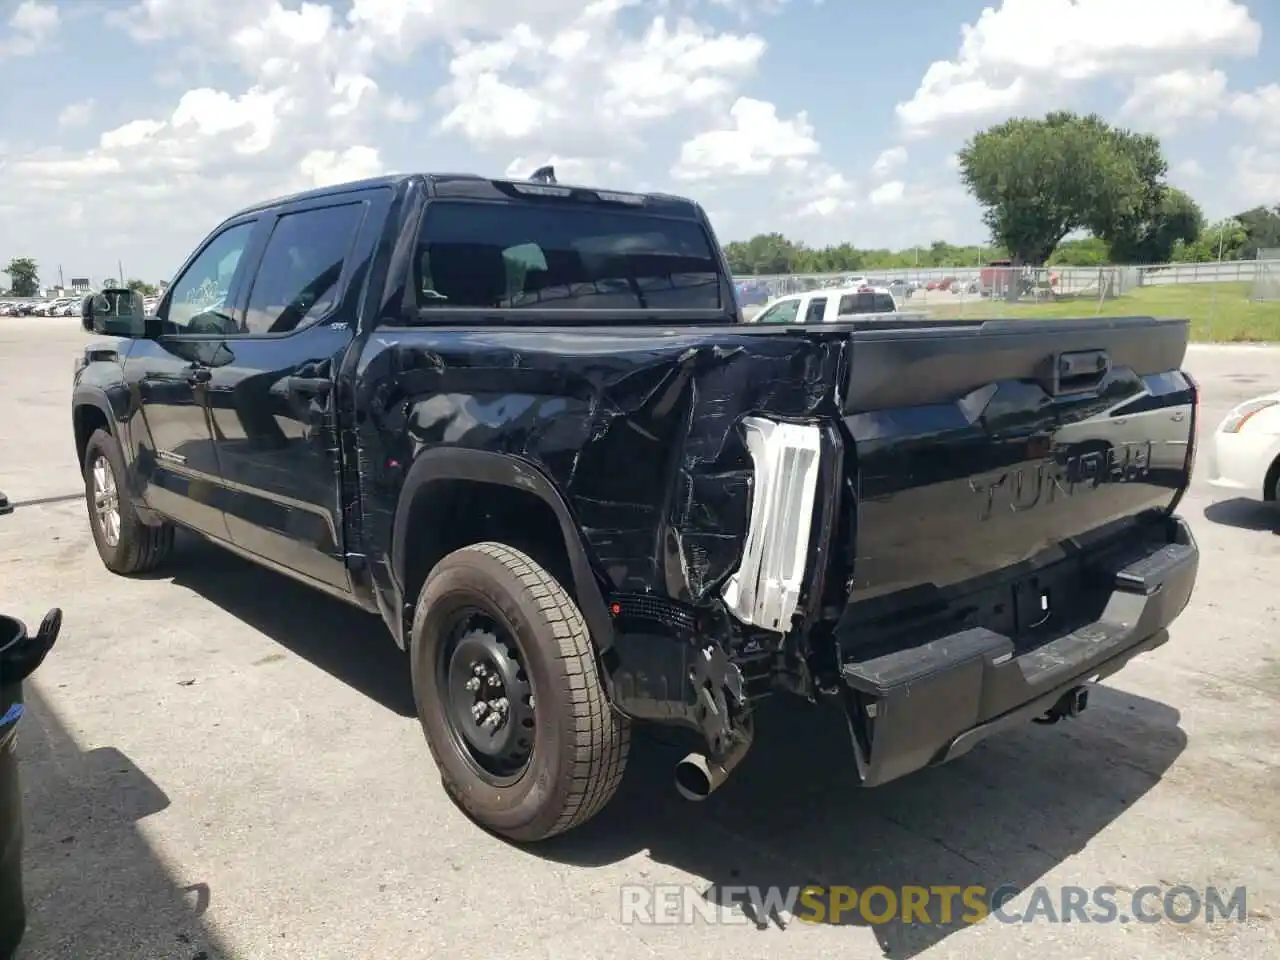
xmin=734 ymin=260 xmax=1280 ymax=341
xmin=1253 ymin=250 xmax=1280 ymax=302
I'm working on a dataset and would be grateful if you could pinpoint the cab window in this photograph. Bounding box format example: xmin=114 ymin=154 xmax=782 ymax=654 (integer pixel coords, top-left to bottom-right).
xmin=756 ymin=298 xmax=800 ymax=324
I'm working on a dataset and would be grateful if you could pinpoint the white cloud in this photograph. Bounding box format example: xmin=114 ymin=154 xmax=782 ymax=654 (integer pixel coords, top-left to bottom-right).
xmin=868 ymin=180 xmax=905 ymax=206
xmin=793 ymin=172 xmax=858 ymax=218
xmin=0 ymin=0 xmax=59 ymax=57
xmin=1120 ymin=69 xmax=1227 ymax=134
xmin=99 ymin=120 xmax=166 ymax=150
xmin=671 ymin=97 xmax=819 ymax=180
xmin=1228 ymin=84 xmax=1280 ymax=144
xmin=871 ymin=146 xmax=907 ymax=179
xmin=1172 ymin=159 xmax=1205 ymax=180
xmin=895 ymin=0 xmax=1261 ymax=137
xmin=57 ymin=100 xmax=96 ymax=129
xmin=299 ymin=146 xmax=385 ymax=187
xmin=383 ymin=95 xmax=423 ymax=123
xmin=1231 ymin=147 xmax=1280 ymax=208
xmin=436 ymin=8 xmax=767 ymax=159
xmin=503 ymin=155 xmax=626 ymax=185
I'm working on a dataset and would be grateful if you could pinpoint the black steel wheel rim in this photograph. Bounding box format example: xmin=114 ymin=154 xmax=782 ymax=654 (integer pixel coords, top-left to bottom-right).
xmin=437 ymin=607 xmax=536 ymax=786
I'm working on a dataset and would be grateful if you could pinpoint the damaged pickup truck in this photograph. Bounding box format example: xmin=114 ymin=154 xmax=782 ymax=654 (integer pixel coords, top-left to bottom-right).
xmin=71 ymin=170 xmax=1200 ymax=842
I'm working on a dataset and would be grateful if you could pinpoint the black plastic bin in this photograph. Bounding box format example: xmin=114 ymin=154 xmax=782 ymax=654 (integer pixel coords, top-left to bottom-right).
xmin=0 ymin=609 xmax=61 ymax=960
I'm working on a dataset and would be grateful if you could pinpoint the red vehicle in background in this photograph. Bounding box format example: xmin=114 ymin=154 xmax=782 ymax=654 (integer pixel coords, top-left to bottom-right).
xmin=979 ymin=259 xmax=1016 ymax=297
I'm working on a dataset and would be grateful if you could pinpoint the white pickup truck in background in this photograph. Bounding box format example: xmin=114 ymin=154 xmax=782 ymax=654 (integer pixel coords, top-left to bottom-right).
xmin=746 ymin=285 xmax=924 ymax=324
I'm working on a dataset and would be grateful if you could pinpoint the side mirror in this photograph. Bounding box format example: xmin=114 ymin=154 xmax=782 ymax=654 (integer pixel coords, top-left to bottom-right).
xmin=80 ymin=288 xmax=148 ymax=338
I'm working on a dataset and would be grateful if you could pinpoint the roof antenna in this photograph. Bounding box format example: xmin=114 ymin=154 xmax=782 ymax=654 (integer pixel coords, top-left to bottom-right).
xmin=529 ymin=165 xmax=557 ymax=184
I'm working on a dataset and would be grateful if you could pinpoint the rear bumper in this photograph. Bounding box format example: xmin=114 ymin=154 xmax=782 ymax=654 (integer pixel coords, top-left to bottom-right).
xmin=838 ymin=515 xmax=1198 ymax=787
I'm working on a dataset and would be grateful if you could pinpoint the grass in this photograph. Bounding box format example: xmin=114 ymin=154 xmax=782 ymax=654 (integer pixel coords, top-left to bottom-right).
xmin=920 ymin=282 xmax=1280 ymax=342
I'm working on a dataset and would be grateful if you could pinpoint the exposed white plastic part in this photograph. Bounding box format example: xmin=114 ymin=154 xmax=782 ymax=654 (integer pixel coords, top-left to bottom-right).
xmin=721 ymin=416 xmax=823 ymax=633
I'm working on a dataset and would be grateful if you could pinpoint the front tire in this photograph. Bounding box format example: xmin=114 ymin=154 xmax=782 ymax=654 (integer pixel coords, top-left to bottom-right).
xmin=409 ymin=542 xmax=630 ymax=842
xmin=83 ymin=429 xmax=174 ymax=574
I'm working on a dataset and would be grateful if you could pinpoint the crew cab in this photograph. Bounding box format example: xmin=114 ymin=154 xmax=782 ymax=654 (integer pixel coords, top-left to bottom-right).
xmin=72 ymin=171 xmax=1201 ymax=842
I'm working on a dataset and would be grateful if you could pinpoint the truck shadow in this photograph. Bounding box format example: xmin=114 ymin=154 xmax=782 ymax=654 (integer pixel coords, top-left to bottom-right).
xmin=160 ymin=532 xmax=416 ymax=718
xmin=141 ymin=535 xmax=1185 ymax=958
xmin=536 ymin=688 xmax=1186 ymax=959
xmin=1203 ymin=498 xmax=1279 ymax=533
xmin=16 ymin=684 xmax=230 ymax=959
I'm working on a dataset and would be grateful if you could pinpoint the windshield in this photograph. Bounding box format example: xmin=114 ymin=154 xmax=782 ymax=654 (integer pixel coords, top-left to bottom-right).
xmin=414 ymin=201 xmax=723 ymax=312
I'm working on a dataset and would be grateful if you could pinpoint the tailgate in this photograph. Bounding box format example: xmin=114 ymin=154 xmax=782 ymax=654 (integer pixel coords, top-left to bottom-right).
xmin=836 ymin=316 xmax=1194 ymax=622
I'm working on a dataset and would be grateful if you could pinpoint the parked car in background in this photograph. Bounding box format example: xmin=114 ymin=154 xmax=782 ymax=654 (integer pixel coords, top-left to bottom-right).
xmin=748 ymin=285 xmax=912 ymax=323
xmin=1207 ymin=390 xmax=1280 ymax=504
xmin=733 ymin=280 xmax=771 ymax=307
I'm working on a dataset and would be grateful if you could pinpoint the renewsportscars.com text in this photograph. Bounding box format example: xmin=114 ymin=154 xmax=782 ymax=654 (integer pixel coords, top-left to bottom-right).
xmin=618 ymin=884 xmax=1248 ymax=927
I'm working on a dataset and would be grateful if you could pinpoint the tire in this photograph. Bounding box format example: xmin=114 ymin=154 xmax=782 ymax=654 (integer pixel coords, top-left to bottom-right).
xmin=83 ymin=429 xmax=175 ymax=574
xmin=409 ymin=542 xmax=630 ymax=842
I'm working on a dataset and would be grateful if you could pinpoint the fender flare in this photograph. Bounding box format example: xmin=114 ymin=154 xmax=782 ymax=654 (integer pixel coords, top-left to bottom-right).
xmin=71 ymin=384 xmax=117 ymax=454
xmin=390 ymin=447 xmax=615 ymax=654
xmin=72 ymin=384 xmax=163 ymax=525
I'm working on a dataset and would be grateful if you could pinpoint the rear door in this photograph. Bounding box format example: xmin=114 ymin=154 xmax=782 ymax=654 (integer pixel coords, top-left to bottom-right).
xmin=205 ymin=189 xmax=389 ymax=594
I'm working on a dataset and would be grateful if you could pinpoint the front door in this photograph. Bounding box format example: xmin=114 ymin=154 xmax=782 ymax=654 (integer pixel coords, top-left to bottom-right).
xmin=123 ymin=219 xmax=259 ymax=538
xmin=205 ymin=196 xmax=374 ymax=593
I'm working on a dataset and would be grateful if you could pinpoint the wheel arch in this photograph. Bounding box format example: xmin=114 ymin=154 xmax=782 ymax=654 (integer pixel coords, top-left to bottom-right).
xmin=391 ymin=447 xmax=615 ymax=657
xmin=72 ymin=388 xmax=114 ymax=469
xmin=1264 ymin=451 xmax=1280 ymax=502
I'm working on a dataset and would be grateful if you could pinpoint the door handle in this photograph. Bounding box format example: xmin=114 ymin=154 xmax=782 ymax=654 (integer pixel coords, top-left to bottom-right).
xmin=285 ymin=376 xmax=331 ymax=399
xmin=186 ymin=366 xmax=212 ymax=384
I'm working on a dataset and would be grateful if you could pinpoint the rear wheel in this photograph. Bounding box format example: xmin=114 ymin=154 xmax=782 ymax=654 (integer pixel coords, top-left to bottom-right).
xmin=410 ymin=542 xmax=629 ymax=842
xmin=83 ymin=429 xmax=174 ymax=574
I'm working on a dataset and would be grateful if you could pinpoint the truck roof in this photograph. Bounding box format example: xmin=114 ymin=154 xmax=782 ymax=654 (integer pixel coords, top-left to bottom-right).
xmin=229 ymin=173 xmax=706 ymax=221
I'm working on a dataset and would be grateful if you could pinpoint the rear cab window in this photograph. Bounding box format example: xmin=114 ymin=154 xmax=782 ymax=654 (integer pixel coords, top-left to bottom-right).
xmin=413 ymin=199 xmax=724 ymax=315
xmin=838 ymin=292 xmax=897 ymax=315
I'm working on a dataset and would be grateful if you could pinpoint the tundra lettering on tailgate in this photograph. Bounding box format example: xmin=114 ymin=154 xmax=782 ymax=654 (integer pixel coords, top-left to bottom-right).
xmin=970 ymin=442 xmax=1153 ymax=521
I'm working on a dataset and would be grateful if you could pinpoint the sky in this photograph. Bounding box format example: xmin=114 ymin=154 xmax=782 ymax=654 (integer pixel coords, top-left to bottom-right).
xmin=1 ymin=0 xmax=1278 ymax=285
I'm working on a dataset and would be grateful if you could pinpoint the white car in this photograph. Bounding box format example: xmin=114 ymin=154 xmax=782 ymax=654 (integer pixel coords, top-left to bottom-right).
xmin=1207 ymin=390 xmax=1280 ymax=502
xmin=748 ymin=285 xmax=907 ymax=324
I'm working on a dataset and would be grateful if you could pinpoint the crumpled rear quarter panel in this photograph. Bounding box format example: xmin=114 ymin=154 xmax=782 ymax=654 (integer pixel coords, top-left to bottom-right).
xmin=353 ymin=327 xmax=843 ymax=604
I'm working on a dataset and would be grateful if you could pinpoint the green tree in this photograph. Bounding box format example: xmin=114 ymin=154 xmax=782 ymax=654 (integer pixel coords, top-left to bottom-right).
xmin=723 ymin=233 xmax=800 ymax=275
xmin=127 ymin=278 xmax=159 ymax=296
xmin=956 ymin=112 xmax=1172 ymax=265
xmin=1171 ymin=218 xmax=1248 ymax=262
xmin=1232 ymin=205 xmax=1280 ymax=259
xmin=3 ymin=257 xmax=39 ymax=297
xmin=1047 ymin=237 xmax=1111 ymax=266
xmin=1104 ymin=187 xmax=1204 ymax=264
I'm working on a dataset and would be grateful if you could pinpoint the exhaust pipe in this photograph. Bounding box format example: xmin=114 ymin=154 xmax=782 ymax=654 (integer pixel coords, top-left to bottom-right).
xmin=675 ymin=729 xmax=754 ymax=802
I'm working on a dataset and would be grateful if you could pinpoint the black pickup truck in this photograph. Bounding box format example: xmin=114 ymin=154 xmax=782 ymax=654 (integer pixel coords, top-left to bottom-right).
xmin=72 ymin=170 xmax=1200 ymax=842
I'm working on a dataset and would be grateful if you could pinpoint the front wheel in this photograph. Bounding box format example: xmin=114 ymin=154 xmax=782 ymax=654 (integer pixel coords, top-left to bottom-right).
xmin=409 ymin=542 xmax=630 ymax=842
xmin=82 ymin=429 xmax=174 ymax=574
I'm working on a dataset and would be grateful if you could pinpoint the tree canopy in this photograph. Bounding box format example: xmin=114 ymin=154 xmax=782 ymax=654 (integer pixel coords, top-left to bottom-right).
xmin=3 ymin=257 xmax=39 ymax=297
xmin=955 ymin=112 xmax=1201 ymax=265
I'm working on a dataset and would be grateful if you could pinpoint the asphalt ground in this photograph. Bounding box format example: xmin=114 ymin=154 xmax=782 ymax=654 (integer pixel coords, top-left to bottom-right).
xmin=0 ymin=317 xmax=1277 ymax=959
